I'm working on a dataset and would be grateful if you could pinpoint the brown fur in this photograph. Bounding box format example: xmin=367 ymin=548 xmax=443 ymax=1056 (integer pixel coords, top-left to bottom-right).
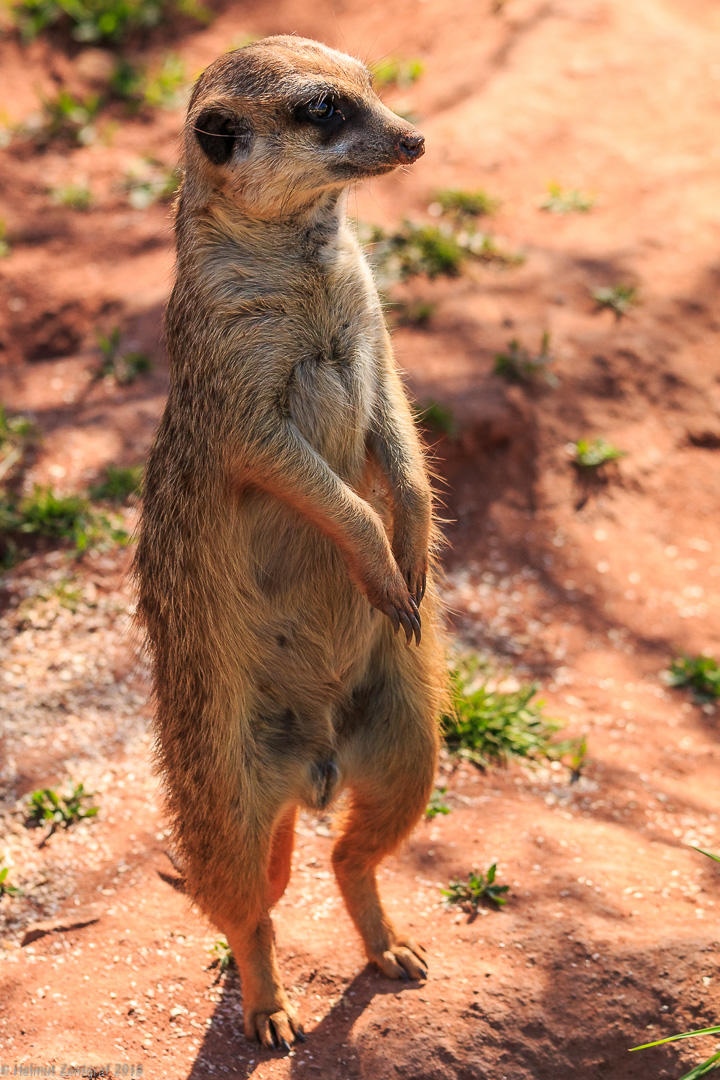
xmin=132 ymin=36 xmax=449 ymax=1049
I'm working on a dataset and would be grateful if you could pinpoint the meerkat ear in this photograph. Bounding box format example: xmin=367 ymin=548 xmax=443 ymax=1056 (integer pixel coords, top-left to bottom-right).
xmin=194 ymin=107 xmax=253 ymax=166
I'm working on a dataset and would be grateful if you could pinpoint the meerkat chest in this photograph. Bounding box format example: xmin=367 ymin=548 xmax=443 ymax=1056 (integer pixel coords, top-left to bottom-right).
xmin=285 ymin=266 xmax=380 ymax=467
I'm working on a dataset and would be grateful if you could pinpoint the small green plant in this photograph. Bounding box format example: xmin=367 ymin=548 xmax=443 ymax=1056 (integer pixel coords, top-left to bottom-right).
xmin=432 ymin=189 xmax=500 ymax=221
xmin=0 ymin=863 xmax=22 ymax=898
xmin=391 ymin=299 xmax=436 ymax=328
xmin=96 ymin=328 xmax=152 ymax=384
xmin=0 ymin=219 xmax=10 ymax=258
xmin=441 ymin=864 xmax=509 ymax=911
xmin=50 ymin=183 xmax=93 ymax=210
xmin=371 ymin=55 xmax=424 ymax=91
xmin=48 ymin=577 xmax=84 ymax=612
xmin=0 ymin=485 xmax=127 ymax=555
xmin=426 ymin=787 xmax=451 ymax=819
xmin=631 ymin=851 xmax=720 ymax=1079
xmin=143 ymin=53 xmax=186 ymax=108
xmin=112 ymin=53 xmax=186 ymax=111
xmin=90 ymin=463 xmax=143 ymax=503
xmin=7 ymin=0 xmax=210 ymax=44
xmin=209 ymin=937 xmax=234 ymax=975
xmin=28 ymin=783 xmax=99 ymax=830
xmin=0 ymin=405 xmax=37 ymax=481
xmin=494 ymin=331 xmax=556 ymax=386
xmin=28 ymin=88 xmax=101 ymax=146
xmin=121 ymin=159 xmax=179 ymax=208
xmin=592 ymin=283 xmax=638 ymax=319
xmin=568 ymin=735 xmax=588 ymax=783
xmin=362 ymin=221 xmax=522 ymax=292
xmin=443 ymin=663 xmax=577 ymax=768
xmin=667 ymin=655 xmax=720 ymax=702
xmin=540 ymin=182 xmax=595 ymax=215
xmin=572 ymin=437 xmax=626 ymax=469
xmin=413 ymin=400 xmax=458 ymax=439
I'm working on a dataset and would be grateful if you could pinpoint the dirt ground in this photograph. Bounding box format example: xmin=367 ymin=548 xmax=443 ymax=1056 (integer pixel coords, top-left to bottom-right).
xmin=2 ymin=0 xmax=720 ymax=1077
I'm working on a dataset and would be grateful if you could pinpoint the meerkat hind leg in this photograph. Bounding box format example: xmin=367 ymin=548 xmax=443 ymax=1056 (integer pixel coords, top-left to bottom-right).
xmin=332 ymin=662 xmax=438 ymax=980
xmin=225 ymin=912 xmax=304 ymax=1049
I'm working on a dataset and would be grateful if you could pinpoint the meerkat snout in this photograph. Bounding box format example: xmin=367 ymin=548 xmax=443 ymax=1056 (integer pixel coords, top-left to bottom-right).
xmin=396 ymin=130 xmax=425 ymax=164
xmin=183 ymin=36 xmax=426 ymax=219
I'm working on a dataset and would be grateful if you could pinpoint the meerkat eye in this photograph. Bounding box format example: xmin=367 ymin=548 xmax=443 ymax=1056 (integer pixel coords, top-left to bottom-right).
xmin=304 ymin=97 xmax=337 ymax=123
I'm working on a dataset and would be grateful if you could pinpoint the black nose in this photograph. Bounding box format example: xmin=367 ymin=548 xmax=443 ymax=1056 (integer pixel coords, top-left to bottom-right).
xmin=396 ymin=131 xmax=425 ymax=164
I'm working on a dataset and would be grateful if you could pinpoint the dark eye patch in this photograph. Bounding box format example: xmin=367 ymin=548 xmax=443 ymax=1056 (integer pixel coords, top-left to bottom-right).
xmin=194 ymin=107 xmax=253 ymax=165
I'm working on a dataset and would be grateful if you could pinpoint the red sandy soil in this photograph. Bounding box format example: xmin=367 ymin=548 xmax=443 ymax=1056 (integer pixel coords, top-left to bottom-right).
xmin=2 ymin=1 xmax=720 ymax=1077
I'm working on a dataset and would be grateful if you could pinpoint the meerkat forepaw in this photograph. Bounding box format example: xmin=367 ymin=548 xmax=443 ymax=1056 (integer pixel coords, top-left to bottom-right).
xmin=248 ymin=1006 xmax=304 ymax=1050
xmin=374 ymin=942 xmax=428 ymax=981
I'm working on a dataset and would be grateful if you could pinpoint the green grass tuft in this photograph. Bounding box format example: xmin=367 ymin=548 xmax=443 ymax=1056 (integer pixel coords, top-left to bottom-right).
xmin=0 ymin=219 xmax=10 ymax=258
xmin=112 ymin=53 xmax=187 ymax=111
xmin=50 ymin=183 xmax=93 ymax=210
xmin=572 ymin=437 xmax=626 ymax=469
xmin=592 ymin=284 xmax=638 ymax=319
xmin=209 ymin=937 xmax=234 ymax=975
xmin=540 ymin=182 xmax=595 ymax=214
xmin=668 ymin=655 xmax=720 ymax=702
xmin=443 ymin=663 xmax=578 ymax=768
xmin=90 ymin=463 xmax=143 ymax=503
xmin=362 ymin=220 xmax=522 ymax=292
xmin=426 ymin=787 xmax=451 ymax=819
xmin=413 ymin=400 xmax=458 ymax=439
xmin=0 ymin=484 xmax=128 ymax=557
xmin=371 ymin=56 xmax=424 ymax=91
xmin=0 ymin=863 xmax=22 ymax=899
xmin=121 ymin=158 xmax=179 ymax=209
xmin=96 ymin=327 xmax=152 ymax=384
xmin=7 ymin=0 xmax=211 ymax=44
xmin=494 ymin=331 xmax=556 ymax=386
xmin=442 ymin=864 xmax=509 ymax=911
xmin=28 ymin=783 xmax=98 ymax=829
xmin=432 ymin=189 xmax=500 ymax=221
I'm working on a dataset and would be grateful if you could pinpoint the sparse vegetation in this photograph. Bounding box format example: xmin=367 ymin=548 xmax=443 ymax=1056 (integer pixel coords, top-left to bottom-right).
xmin=0 ymin=219 xmax=10 ymax=258
xmin=426 ymin=787 xmax=451 ymax=819
xmin=413 ymin=400 xmax=458 ymax=439
xmin=631 ymin=849 xmax=720 ymax=1079
xmin=362 ymin=220 xmax=522 ymax=292
xmin=121 ymin=159 xmax=179 ymax=209
xmin=25 ymin=88 xmax=101 ymax=147
xmin=0 ymin=484 xmax=128 ymax=556
xmin=431 ymin=189 xmax=500 ymax=222
xmin=572 ymin=437 xmax=626 ymax=469
xmin=90 ymin=462 xmax=143 ymax=503
xmin=494 ymin=331 xmax=557 ymax=386
xmin=540 ymin=182 xmax=595 ymax=215
xmin=112 ymin=53 xmax=187 ymax=111
xmin=443 ymin=663 xmax=577 ymax=768
xmin=209 ymin=937 xmax=234 ymax=975
xmin=0 ymin=405 xmax=37 ymax=481
xmin=592 ymin=283 xmax=638 ymax=319
xmin=667 ymin=655 xmax=720 ymax=702
xmin=391 ymin=299 xmax=436 ymax=328
xmin=441 ymin=864 xmax=509 ymax=911
xmin=96 ymin=327 xmax=152 ymax=384
xmin=7 ymin=0 xmax=210 ymax=44
xmin=0 ymin=863 xmax=22 ymax=899
xmin=50 ymin=182 xmax=93 ymax=210
xmin=28 ymin=783 xmax=99 ymax=831
xmin=371 ymin=55 xmax=424 ymax=91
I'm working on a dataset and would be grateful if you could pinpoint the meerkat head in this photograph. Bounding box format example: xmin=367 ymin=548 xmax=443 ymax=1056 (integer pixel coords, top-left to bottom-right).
xmin=183 ymin=36 xmax=425 ymax=220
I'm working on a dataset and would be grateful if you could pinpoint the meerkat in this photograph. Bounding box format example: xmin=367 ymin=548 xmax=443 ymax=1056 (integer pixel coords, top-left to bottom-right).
xmin=133 ymin=36 xmax=448 ymax=1050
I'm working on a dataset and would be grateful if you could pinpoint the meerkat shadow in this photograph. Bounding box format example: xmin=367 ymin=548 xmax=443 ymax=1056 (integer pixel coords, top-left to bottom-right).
xmin=187 ymin=965 xmax=423 ymax=1076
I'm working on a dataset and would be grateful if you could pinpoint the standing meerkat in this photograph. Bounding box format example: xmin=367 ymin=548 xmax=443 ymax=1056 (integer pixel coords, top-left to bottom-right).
xmin=133 ymin=36 xmax=448 ymax=1050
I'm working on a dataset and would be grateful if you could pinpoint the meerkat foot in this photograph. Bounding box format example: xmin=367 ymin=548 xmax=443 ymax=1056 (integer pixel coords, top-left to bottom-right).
xmin=246 ymin=1001 xmax=304 ymax=1050
xmin=371 ymin=937 xmax=428 ymax=981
